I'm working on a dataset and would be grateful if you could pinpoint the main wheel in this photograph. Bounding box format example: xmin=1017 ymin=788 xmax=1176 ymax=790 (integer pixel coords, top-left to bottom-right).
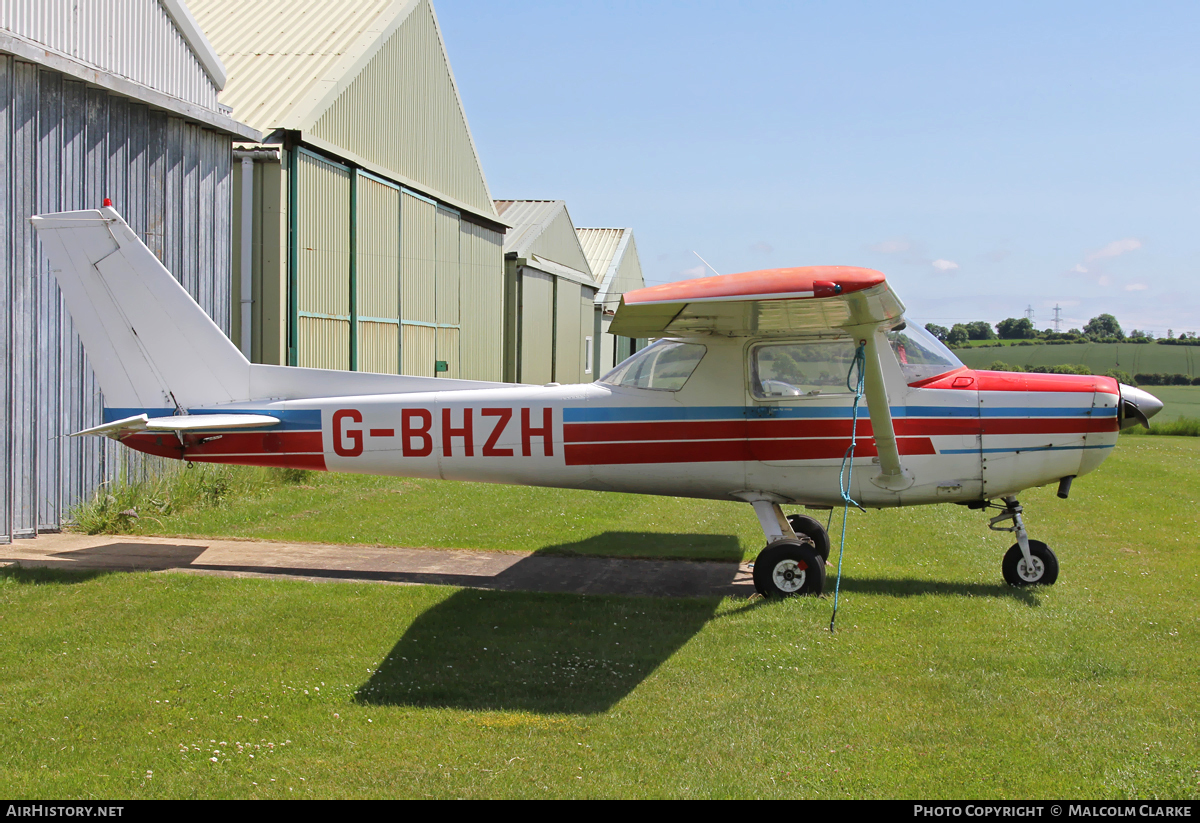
xmin=786 ymin=513 xmax=831 ymax=561
xmin=753 ymin=539 xmax=826 ymax=598
xmin=1002 ymin=540 xmax=1059 ymax=586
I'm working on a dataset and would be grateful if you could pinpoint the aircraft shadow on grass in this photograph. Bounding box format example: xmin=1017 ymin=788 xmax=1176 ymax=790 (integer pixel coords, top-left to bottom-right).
xmin=536 ymin=530 xmax=745 ymax=564
xmin=355 ymin=586 xmax=725 ymax=715
xmin=353 ymin=531 xmax=743 ymax=715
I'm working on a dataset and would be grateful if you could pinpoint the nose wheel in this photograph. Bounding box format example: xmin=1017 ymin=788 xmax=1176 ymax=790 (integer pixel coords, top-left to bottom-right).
xmin=1002 ymin=540 xmax=1058 ymax=586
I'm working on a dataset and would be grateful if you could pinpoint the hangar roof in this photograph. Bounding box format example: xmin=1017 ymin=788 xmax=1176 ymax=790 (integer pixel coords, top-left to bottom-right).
xmin=191 ymin=0 xmax=499 ymax=221
xmin=495 ymin=200 xmax=596 ymax=286
xmin=576 ymin=227 xmax=645 ymax=308
xmin=0 ymin=0 xmax=255 ymax=138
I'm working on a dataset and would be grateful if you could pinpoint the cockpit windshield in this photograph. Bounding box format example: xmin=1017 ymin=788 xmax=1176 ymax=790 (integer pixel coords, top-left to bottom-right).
xmin=888 ymin=323 xmax=964 ymax=384
xmin=600 ymin=340 xmax=707 ymax=391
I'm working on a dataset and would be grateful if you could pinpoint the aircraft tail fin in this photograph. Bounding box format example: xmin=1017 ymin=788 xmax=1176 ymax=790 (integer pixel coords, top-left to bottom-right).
xmin=31 ymin=207 xmax=252 ymax=410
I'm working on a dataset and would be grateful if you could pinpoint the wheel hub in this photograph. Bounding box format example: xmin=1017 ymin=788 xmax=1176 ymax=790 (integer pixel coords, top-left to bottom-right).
xmin=1017 ymin=556 xmax=1044 ymax=582
xmin=772 ymin=559 xmax=807 ymax=593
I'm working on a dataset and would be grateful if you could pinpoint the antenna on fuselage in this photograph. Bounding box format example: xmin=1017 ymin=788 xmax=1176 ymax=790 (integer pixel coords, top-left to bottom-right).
xmin=692 ymin=251 xmax=721 ymax=276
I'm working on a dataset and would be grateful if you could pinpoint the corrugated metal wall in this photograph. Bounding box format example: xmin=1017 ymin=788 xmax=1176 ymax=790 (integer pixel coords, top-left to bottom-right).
xmin=612 ymin=234 xmax=645 ymax=298
xmin=400 ymin=189 xmax=436 ymax=377
xmin=2 ymin=0 xmax=222 ymax=112
xmin=308 ymin=0 xmax=494 ymax=217
xmin=519 ymin=269 xmax=554 ymax=385
xmin=295 ymin=149 xmax=350 ymax=370
xmin=555 ymin=279 xmax=582 ymax=384
xmin=528 ymin=209 xmax=592 ymax=275
xmin=286 ymin=159 xmax=503 ymax=382
xmin=580 ymin=289 xmax=596 ymax=379
xmin=458 ymin=219 xmax=503 ymax=381
xmin=0 ymin=55 xmax=233 ymax=542
xmin=434 ymin=206 xmax=460 ymax=378
xmin=355 ymin=171 xmax=400 ymax=374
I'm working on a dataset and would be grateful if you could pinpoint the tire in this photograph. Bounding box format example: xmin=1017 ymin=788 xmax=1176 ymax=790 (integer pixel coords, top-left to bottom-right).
xmin=1002 ymin=540 xmax=1059 ymax=586
xmin=786 ymin=513 xmax=831 ymax=561
xmin=753 ymin=539 xmax=827 ymax=598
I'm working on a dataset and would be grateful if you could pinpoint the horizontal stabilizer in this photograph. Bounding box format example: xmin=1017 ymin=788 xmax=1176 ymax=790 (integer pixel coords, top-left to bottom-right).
xmin=72 ymin=413 xmax=281 ymax=438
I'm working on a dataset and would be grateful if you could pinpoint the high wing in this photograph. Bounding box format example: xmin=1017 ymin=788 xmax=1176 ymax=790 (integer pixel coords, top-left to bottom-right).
xmin=608 ymin=266 xmax=904 ymax=338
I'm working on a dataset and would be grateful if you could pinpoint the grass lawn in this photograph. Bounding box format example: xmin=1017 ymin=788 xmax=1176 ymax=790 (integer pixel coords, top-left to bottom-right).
xmin=113 ymin=471 xmax=766 ymax=560
xmin=1137 ymin=386 xmax=1200 ymax=424
xmin=3 ymin=439 xmax=1197 ymax=798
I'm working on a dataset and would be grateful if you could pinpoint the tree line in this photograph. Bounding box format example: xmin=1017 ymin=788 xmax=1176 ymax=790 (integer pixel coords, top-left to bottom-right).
xmin=925 ymin=314 xmax=1200 ymax=347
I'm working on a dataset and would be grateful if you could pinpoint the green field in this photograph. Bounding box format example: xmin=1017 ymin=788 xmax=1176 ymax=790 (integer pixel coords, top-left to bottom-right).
xmin=4 ymin=438 xmax=1198 ymax=798
xmin=1140 ymin=386 xmax=1200 ymax=423
xmin=953 ymin=342 xmax=1199 ymax=377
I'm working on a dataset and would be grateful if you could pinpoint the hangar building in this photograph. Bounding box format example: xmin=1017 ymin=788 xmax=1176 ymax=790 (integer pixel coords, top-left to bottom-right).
xmin=576 ymin=227 xmax=646 ymax=373
xmin=495 ymin=200 xmax=600 ymax=385
xmin=190 ymin=0 xmax=508 ymax=381
xmin=0 ymin=0 xmax=256 ymax=541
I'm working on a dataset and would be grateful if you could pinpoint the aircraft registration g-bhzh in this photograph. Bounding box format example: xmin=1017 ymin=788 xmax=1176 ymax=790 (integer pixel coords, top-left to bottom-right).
xmin=31 ymin=207 xmax=1164 ymax=598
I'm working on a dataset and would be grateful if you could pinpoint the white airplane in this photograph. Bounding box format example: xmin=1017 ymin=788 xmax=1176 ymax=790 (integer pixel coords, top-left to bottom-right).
xmin=32 ymin=207 xmax=1164 ymax=598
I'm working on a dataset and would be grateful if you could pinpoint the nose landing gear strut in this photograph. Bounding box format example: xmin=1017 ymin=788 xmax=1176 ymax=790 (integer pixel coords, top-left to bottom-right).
xmin=979 ymin=496 xmax=1059 ymax=587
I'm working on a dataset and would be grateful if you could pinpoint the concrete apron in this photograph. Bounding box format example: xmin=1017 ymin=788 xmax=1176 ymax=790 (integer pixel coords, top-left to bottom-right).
xmin=1 ymin=533 xmax=756 ymax=599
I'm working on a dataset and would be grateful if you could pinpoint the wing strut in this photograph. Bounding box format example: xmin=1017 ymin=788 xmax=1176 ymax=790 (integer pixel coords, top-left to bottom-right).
xmin=857 ymin=327 xmax=913 ymax=491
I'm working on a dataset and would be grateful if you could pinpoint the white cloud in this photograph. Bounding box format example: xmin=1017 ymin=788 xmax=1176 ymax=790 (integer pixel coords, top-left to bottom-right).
xmin=1071 ymin=264 xmax=1088 ymax=273
xmin=931 ymin=259 xmax=959 ymax=272
xmin=674 ymin=264 xmax=707 ymax=280
xmin=1125 ymin=283 xmax=1148 ymax=291
xmin=870 ymin=239 xmax=911 ymax=254
xmin=1086 ymin=238 xmax=1142 ymax=261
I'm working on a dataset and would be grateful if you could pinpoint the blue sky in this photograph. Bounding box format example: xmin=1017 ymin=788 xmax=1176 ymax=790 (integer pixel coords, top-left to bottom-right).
xmin=437 ymin=1 xmax=1199 ymax=335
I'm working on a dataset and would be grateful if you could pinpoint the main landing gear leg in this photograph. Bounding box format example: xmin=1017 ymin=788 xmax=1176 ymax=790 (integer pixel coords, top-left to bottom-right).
xmin=748 ymin=500 xmax=826 ymax=598
xmin=987 ymin=496 xmax=1059 ymax=587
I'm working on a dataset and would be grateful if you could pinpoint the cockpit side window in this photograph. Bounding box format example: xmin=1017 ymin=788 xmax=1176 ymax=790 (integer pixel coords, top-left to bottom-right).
xmin=600 ymin=340 xmax=707 ymax=391
xmin=751 ymin=338 xmax=858 ymax=398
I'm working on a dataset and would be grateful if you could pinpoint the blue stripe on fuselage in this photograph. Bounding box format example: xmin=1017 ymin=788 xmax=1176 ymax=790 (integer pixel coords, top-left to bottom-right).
xmin=563 ymin=405 xmax=1114 ymax=423
xmin=103 ymin=407 xmax=321 ymax=431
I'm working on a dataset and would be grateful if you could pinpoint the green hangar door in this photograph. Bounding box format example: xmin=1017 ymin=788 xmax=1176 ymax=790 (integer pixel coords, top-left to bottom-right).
xmin=401 ymin=191 xmax=462 ymax=378
xmin=355 ymin=172 xmax=402 ymax=375
xmin=295 ymin=151 xmax=352 ymax=370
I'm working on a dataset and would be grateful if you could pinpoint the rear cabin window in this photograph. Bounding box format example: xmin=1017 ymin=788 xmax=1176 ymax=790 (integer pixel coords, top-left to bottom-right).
xmin=601 ymin=340 xmax=707 ymax=392
xmin=751 ymin=339 xmax=859 ymax=398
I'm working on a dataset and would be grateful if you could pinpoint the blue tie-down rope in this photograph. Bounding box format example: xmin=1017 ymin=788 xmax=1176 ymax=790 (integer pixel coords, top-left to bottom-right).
xmin=831 ymin=342 xmax=867 ymax=633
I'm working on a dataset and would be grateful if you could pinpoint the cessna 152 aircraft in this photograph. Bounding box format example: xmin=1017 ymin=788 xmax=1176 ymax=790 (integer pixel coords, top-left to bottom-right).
xmin=31 ymin=207 xmax=1164 ymax=598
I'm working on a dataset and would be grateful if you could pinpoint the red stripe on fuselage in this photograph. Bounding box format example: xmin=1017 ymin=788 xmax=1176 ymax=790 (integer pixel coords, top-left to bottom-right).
xmin=563 ymin=415 xmax=1115 ymax=445
xmin=187 ymin=453 xmax=328 ymax=470
xmin=564 ymin=436 xmax=936 ymax=466
xmin=121 ymin=431 xmax=327 ymax=471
